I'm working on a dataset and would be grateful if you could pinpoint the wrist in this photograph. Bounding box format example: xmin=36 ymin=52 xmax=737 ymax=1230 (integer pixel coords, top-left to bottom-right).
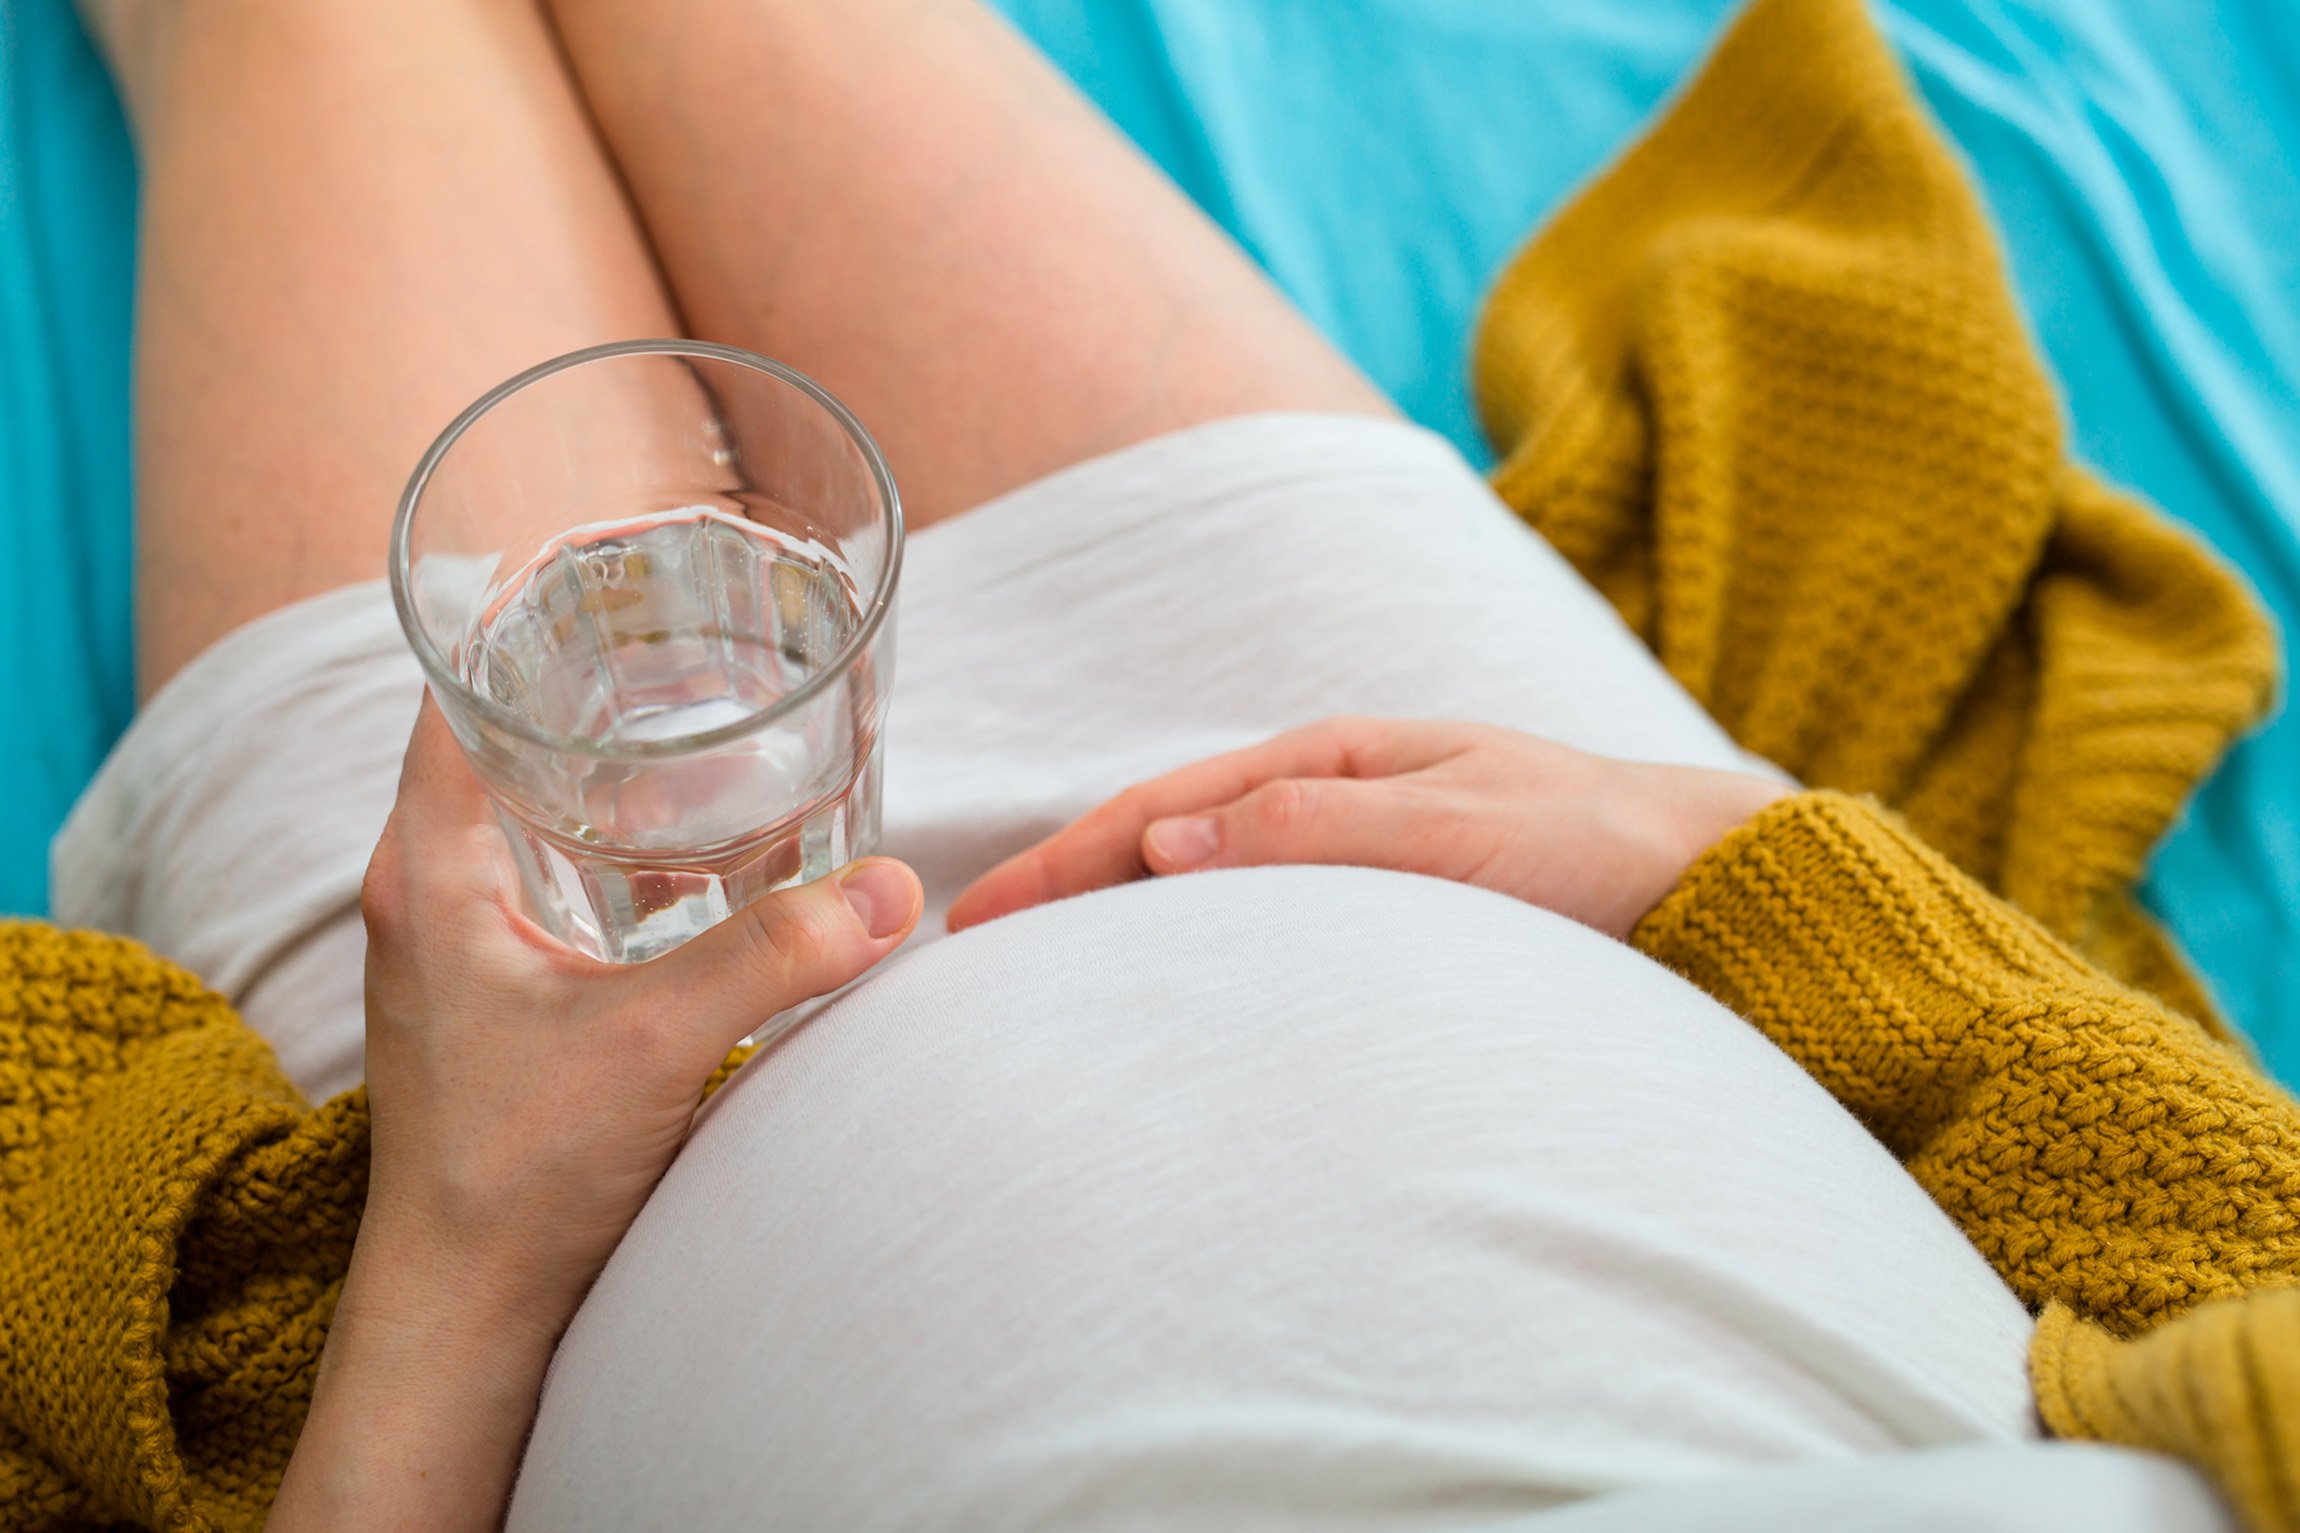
xmin=270 ymin=1220 xmax=565 ymax=1532
xmin=1600 ymin=765 xmax=1794 ymax=938
xmin=336 ymin=1199 xmax=575 ymax=1366
xmin=1671 ymin=771 xmax=1794 ymax=864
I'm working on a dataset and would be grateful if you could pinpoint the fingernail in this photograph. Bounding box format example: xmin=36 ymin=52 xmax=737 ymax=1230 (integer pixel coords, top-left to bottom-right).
xmin=1146 ymin=816 xmax=1220 ymax=869
xmin=839 ymin=861 xmax=913 ymax=940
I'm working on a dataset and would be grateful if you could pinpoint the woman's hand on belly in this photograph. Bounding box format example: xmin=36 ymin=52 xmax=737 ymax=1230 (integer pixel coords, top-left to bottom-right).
xmin=268 ymin=701 xmax=924 ymax=1533
xmin=947 ymin=717 xmax=1789 ymax=940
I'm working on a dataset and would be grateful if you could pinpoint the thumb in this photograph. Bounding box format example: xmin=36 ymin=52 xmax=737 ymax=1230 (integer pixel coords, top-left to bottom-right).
xmin=638 ymin=857 xmax=923 ymax=1059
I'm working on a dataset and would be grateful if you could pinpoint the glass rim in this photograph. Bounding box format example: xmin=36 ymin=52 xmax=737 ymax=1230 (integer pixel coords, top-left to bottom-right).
xmin=389 ymin=338 xmax=904 ymax=761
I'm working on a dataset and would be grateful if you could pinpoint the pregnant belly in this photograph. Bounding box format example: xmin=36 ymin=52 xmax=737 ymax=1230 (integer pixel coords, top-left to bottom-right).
xmin=508 ymin=866 xmax=2035 ymax=1533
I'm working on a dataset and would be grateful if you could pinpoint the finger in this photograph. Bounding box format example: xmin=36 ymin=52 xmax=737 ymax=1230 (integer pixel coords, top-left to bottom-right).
xmin=637 ymin=857 xmax=923 ymax=1060
xmin=1139 ymin=776 xmax=1426 ymax=877
xmin=390 ymin=693 xmax=498 ymax=838
xmin=945 ymin=743 xmax=1335 ymax=932
xmin=946 ymin=718 xmax=1463 ymax=931
xmin=364 ymin=695 xmax=517 ymax=936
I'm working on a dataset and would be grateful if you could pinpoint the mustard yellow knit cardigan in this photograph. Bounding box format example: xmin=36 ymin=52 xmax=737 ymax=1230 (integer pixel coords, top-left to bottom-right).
xmin=4 ymin=0 xmax=2297 ymax=1528
xmin=1477 ymin=0 xmax=2295 ymax=1522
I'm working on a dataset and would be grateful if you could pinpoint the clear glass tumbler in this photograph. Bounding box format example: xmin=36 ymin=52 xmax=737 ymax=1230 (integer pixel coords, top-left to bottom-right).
xmin=391 ymin=340 xmax=901 ymax=963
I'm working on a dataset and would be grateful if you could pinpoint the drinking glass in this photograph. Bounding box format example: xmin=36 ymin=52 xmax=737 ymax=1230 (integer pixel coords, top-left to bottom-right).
xmin=391 ymin=340 xmax=901 ymax=963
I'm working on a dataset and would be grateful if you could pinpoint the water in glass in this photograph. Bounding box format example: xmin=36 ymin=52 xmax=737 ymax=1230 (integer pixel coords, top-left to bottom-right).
xmin=462 ymin=498 xmax=880 ymax=962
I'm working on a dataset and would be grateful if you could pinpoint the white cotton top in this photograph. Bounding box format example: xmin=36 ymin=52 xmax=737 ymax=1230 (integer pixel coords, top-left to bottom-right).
xmin=507 ymin=864 xmax=2056 ymax=1531
xmin=51 ymin=415 xmax=2232 ymax=1531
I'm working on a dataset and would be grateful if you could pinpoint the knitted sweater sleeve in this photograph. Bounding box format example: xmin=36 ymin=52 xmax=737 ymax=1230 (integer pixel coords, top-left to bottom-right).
xmin=1630 ymin=790 xmax=2300 ymax=1337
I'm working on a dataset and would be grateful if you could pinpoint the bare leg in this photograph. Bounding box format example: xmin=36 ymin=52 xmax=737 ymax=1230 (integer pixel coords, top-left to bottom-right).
xmin=543 ymin=0 xmax=1394 ymax=530
xmin=100 ymin=0 xmax=682 ymax=694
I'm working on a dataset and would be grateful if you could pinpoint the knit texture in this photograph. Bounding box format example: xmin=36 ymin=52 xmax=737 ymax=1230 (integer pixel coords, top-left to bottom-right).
xmin=2033 ymin=1294 xmax=2300 ymax=1529
xmin=0 ymin=926 xmax=758 ymax=1533
xmin=0 ymin=925 xmax=364 ymax=1531
xmin=1633 ymin=793 xmax=2300 ymax=1531
xmin=1475 ymin=0 xmax=2280 ymax=1032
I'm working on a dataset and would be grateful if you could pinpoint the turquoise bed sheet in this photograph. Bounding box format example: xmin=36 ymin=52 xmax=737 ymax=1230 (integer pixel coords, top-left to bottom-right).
xmin=5 ymin=0 xmax=2296 ymax=1072
xmin=0 ymin=0 xmax=132 ymax=916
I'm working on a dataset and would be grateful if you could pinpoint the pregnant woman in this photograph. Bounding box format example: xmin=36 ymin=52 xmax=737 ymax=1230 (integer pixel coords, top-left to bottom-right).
xmin=54 ymin=0 xmax=2243 ymax=1528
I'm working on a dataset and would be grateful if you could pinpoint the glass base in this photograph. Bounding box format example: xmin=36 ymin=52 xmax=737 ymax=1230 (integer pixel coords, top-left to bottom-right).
xmin=501 ymin=744 xmax=884 ymax=964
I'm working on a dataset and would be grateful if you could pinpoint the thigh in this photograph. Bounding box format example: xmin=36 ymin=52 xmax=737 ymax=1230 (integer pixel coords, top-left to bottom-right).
xmin=88 ymin=0 xmax=681 ymax=1059
xmin=125 ymin=0 xmax=677 ymax=694
xmin=545 ymin=0 xmax=1392 ymax=530
xmin=511 ymin=868 xmax=2037 ymax=1531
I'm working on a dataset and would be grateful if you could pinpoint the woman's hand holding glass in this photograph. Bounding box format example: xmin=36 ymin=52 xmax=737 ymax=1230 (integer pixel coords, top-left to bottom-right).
xmin=269 ymin=700 xmax=923 ymax=1533
xmin=949 ymin=717 xmax=1790 ymax=940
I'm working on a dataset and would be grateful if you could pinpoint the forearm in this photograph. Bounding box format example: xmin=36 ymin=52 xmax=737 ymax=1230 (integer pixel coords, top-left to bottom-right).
xmin=1633 ymin=790 xmax=2300 ymax=1334
xmin=269 ymin=1226 xmax=563 ymax=1531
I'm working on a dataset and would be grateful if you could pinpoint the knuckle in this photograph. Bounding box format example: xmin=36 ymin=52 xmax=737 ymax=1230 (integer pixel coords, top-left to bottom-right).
xmin=1314 ymin=714 xmax=1387 ymax=773
xmin=1251 ymin=778 xmax=1322 ymax=839
xmin=736 ymin=900 xmax=840 ymax=984
xmin=359 ymin=840 xmax=409 ymax=942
